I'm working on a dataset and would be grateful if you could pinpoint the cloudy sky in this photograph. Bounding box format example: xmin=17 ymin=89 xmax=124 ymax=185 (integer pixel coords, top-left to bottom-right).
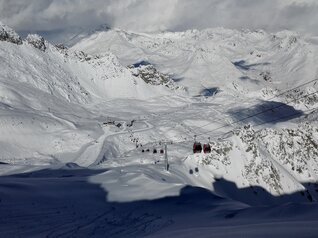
xmin=1 ymin=0 xmax=318 ymax=42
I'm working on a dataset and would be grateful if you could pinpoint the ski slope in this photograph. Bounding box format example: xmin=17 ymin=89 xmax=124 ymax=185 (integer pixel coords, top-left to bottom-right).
xmin=0 ymin=22 xmax=318 ymax=237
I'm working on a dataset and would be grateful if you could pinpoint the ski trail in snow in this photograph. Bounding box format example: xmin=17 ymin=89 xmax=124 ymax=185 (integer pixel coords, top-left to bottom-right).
xmin=85 ymin=120 xmax=155 ymax=167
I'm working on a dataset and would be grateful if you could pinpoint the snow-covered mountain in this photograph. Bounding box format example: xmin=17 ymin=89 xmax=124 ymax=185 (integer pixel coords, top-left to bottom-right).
xmin=73 ymin=28 xmax=318 ymax=96
xmin=1 ymin=22 xmax=318 ymax=237
xmin=72 ymin=26 xmax=318 ymax=199
xmin=0 ymin=22 xmax=182 ymax=165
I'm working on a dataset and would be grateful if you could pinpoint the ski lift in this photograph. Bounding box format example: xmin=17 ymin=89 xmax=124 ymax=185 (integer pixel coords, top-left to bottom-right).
xmin=203 ymin=144 xmax=211 ymax=153
xmin=193 ymin=142 xmax=202 ymax=153
xmin=203 ymin=137 xmax=212 ymax=153
xmin=193 ymin=135 xmax=202 ymax=153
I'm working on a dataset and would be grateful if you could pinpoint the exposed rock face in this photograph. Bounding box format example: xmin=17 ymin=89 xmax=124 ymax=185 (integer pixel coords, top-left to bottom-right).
xmin=260 ymin=71 xmax=272 ymax=82
xmin=201 ymin=140 xmax=232 ymax=166
xmin=191 ymin=122 xmax=318 ymax=199
xmin=235 ymin=125 xmax=283 ymax=194
xmin=0 ymin=22 xmax=22 ymax=45
xmin=129 ymin=63 xmax=184 ymax=91
xmin=235 ymin=123 xmax=318 ymax=194
xmin=260 ymin=123 xmax=318 ymax=179
xmin=26 ymin=34 xmax=47 ymax=51
xmin=73 ymin=50 xmax=92 ymax=61
xmin=55 ymin=43 xmax=67 ymax=50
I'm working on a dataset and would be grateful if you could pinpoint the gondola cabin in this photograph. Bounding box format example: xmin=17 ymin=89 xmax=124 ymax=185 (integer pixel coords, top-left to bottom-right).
xmin=193 ymin=142 xmax=202 ymax=153
xmin=203 ymin=144 xmax=211 ymax=153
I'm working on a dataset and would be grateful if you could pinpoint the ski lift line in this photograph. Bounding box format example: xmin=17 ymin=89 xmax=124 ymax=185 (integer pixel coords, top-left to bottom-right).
xmin=267 ymin=78 xmax=318 ymax=101
xmin=155 ymin=91 xmax=318 ymax=145
xmin=188 ymin=78 xmax=318 ymax=132
xmin=145 ymin=104 xmax=318 ymax=146
xmin=142 ymin=107 xmax=318 ymax=149
xmin=224 ymin=77 xmax=318 ymax=118
xmin=194 ymin=107 xmax=318 ymax=144
xmin=144 ymin=105 xmax=318 ymax=148
xmin=183 ymin=106 xmax=318 ymax=145
xmin=194 ymin=90 xmax=318 ymax=138
xmin=223 ymin=78 xmax=318 ymax=115
xmin=134 ymin=89 xmax=318 ymax=147
xmin=210 ymin=106 xmax=318 ymax=139
xmin=134 ymin=78 xmax=318 ymax=131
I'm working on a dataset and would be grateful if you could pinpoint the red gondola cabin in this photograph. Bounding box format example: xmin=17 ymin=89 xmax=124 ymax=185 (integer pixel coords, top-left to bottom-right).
xmin=203 ymin=144 xmax=211 ymax=153
xmin=193 ymin=142 xmax=202 ymax=153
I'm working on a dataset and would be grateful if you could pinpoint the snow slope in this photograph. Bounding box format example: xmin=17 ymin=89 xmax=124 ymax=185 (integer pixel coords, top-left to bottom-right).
xmin=0 ymin=22 xmax=182 ymax=166
xmin=73 ymin=28 xmax=318 ymax=97
xmin=72 ymin=26 xmax=318 ymax=200
xmin=0 ymin=22 xmax=318 ymax=237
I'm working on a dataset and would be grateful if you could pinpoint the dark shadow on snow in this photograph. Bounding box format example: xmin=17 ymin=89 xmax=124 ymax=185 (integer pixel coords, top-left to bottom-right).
xmin=0 ymin=167 xmax=223 ymax=237
xmin=239 ymin=76 xmax=261 ymax=85
xmin=233 ymin=60 xmax=270 ymax=71
xmin=212 ymin=177 xmax=316 ymax=206
xmin=131 ymin=60 xmax=152 ymax=68
xmin=227 ymin=100 xmax=304 ymax=124
xmin=0 ymin=168 xmax=318 ymax=237
xmin=171 ymin=76 xmax=185 ymax=83
xmin=200 ymin=87 xmax=221 ymax=97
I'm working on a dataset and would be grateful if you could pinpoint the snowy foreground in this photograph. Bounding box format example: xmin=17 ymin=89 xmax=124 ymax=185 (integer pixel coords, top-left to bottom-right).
xmin=0 ymin=22 xmax=318 ymax=237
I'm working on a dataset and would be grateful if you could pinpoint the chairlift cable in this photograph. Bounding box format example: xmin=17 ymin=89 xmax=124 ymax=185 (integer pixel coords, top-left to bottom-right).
xmin=194 ymin=90 xmax=318 ymax=138
xmin=164 ymin=91 xmax=318 ymax=144
xmin=194 ymin=78 xmax=318 ymax=129
xmin=137 ymin=79 xmax=318 ymax=148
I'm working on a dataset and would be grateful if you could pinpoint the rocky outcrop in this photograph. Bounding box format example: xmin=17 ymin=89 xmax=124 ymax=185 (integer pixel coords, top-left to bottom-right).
xmin=129 ymin=63 xmax=184 ymax=91
xmin=26 ymin=34 xmax=47 ymax=51
xmin=0 ymin=22 xmax=22 ymax=45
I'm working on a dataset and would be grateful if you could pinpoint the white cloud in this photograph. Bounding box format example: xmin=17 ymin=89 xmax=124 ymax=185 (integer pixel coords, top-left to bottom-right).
xmin=0 ymin=0 xmax=318 ymax=40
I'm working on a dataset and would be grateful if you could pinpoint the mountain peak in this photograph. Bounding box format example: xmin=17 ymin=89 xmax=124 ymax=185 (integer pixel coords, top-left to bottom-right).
xmin=26 ymin=34 xmax=47 ymax=51
xmin=0 ymin=21 xmax=22 ymax=45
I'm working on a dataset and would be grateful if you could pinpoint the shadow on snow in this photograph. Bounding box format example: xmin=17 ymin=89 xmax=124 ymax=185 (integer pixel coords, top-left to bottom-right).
xmin=227 ymin=100 xmax=304 ymax=124
xmin=131 ymin=60 xmax=152 ymax=68
xmin=233 ymin=60 xmax=270 ymax=71
xmin=239 ymin=76 xmax=261 ymax=85
xmin=0 ymin=167 xmax=318 ymax=237
xmin=200 ymin=87 xmax=221 ymax=97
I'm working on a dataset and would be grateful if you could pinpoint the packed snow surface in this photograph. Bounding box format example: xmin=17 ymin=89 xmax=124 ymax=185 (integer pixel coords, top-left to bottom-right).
xmin=0 ymin=24 xmax=318 ymax=237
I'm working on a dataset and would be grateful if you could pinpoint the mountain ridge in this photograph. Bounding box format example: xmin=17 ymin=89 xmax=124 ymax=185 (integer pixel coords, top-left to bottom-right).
xmin=0 ymin=21 xmax=318 ymax=237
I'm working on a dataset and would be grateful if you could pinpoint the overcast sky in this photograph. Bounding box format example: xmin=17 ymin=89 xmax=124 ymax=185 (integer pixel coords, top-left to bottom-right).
xmin=1 ymin=0 xmax=318 ymax=42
